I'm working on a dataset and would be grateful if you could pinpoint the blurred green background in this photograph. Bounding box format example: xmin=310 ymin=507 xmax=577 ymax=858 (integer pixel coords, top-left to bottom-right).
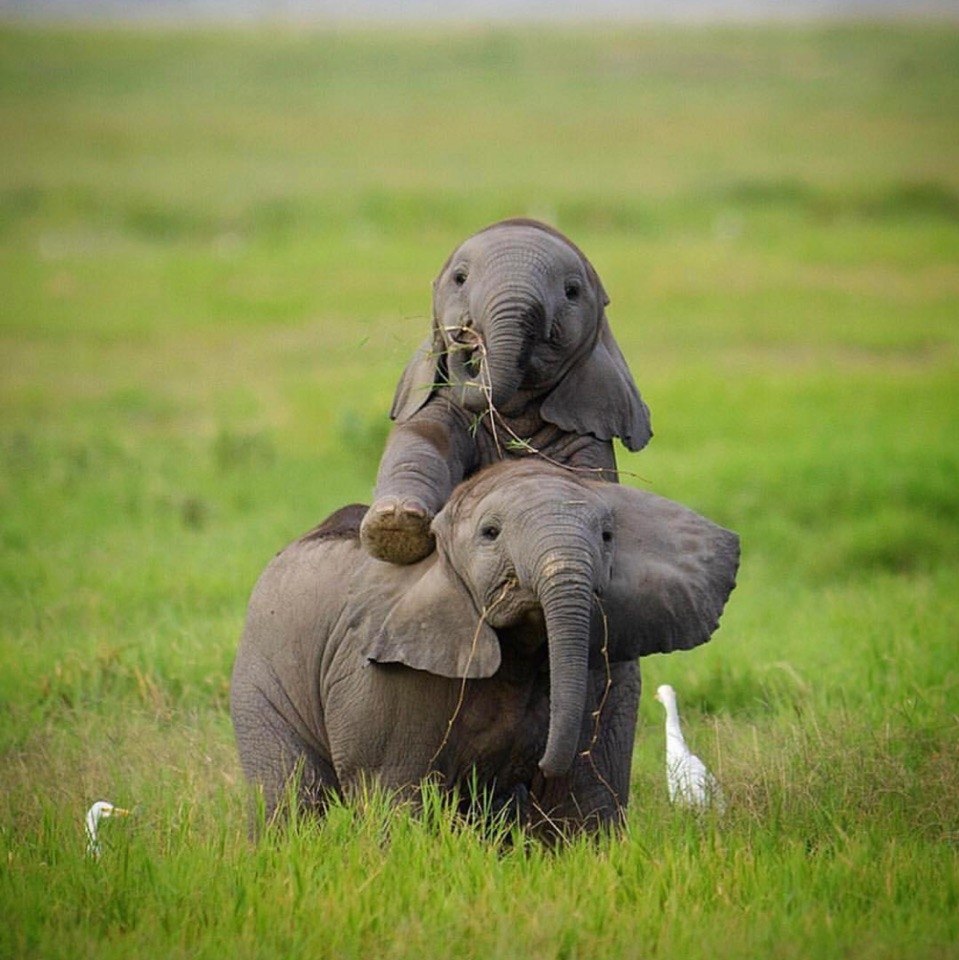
xmin=1 ymin=22 xmax=957 ymax=959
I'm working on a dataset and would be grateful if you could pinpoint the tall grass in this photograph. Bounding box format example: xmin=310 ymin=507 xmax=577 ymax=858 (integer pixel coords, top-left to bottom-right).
xmin=1 ymin=22 xmax=957 ymax=959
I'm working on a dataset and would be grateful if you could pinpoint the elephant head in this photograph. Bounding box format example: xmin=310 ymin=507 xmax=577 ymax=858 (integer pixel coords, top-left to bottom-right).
xmin=390 ymin=219 xmax=652 ymax=451
xmin=363 ymin=461 xmax=739 ymax=780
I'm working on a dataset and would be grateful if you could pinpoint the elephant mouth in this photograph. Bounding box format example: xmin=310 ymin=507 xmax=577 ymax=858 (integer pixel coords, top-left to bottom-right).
xmin=463 ymin=345 xmax=483 ymax=377
xmin=445 ymin=326 xmax=489 ymax=397
xmin=484 ymin=579 xmax=539 ymax=628
xmin=447 ymin=343 xmax=485 ymax=385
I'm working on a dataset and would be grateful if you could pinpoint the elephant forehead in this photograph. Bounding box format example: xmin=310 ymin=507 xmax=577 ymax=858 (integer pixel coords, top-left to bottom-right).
xmin=457 ymin=227 xmax=582 ymax=274
xmin=512 ymin=490 xmax=610 ymax=526
xmin=451 ymin=460 xmax=590 ymax=508
xmin=483 ymin=479 xmax=607 ymax=526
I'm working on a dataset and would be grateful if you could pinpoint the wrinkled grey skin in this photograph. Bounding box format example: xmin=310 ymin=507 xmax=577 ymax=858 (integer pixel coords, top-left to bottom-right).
xmin=232 ymin=462 xmax=738 ymax=838
xmin=359 ymin=219 xmax=652 ymax=566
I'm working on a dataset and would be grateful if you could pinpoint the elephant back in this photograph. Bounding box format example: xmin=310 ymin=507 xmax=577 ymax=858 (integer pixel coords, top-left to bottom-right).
xmin=298 ymin=504 xmax=368 ymax=545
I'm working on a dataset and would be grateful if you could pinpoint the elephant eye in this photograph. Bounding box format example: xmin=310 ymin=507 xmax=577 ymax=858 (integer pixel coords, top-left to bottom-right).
xmin=453 ymin=268 xmax=468 ymax=287
xmin=564 ymin=279 xmax=581 ymax=302
xmin=480 ymin=523 xmax=500 ymax=542
xmin=602 ymin=530 xmax=613 ymax=543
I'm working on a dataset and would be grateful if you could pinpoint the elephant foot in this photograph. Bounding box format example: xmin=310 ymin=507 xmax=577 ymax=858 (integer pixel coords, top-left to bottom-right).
xmin=360 ymin=498 xmax=435 ymax=565
xmin=490 ymin=783 xmax=531 ymax=827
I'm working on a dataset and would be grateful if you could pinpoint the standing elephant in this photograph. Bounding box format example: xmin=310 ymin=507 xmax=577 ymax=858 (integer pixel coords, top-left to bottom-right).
xmin=231 ymin=461 xmax=738 ymax=837
xmin=360 ymin=218 xmax=652 ymax=566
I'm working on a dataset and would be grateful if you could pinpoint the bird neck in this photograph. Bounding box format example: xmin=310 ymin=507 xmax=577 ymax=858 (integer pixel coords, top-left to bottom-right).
xmin=663 ymin=705 xmax=686 ymax=747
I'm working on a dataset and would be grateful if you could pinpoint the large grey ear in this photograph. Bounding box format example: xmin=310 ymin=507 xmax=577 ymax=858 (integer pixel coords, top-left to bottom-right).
xmin=390 ymin=332 xmax=444 ymax=422
xmin=592 ymin=482 xmax=740 ymax=660
xmin=540 ymin=320 xmax=652 ymax=452
xmin=361 ymin=552 xmax=501 ymax=679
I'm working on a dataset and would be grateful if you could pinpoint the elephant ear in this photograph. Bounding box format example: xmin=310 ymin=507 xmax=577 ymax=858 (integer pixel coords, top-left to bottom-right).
xmin=390 ymin=332 xmax=444 ymax=422
xmin=540 ymin=320 xmax=652 ymax=452
xmin=592 ymin=482 xmax=740 ymax=661
xmin=361 ymin=551 xmax=501 ymax=679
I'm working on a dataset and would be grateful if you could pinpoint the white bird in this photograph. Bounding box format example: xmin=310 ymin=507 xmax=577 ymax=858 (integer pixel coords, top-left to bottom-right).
xmin=654 ymin=684 xmax=726 ymax=813
xmin=84 ymin=801 xmax=130 ymax=858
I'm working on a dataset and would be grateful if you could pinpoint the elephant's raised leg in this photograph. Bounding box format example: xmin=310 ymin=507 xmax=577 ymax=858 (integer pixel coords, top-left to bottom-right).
xmin=361 ymin=406 xmax=476 ymax=565
xmin=360 ymin=495 xmax=435 ymax=565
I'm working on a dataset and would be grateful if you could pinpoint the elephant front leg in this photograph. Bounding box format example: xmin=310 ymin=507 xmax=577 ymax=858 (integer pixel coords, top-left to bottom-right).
xmin=552 ymin=432 xmax=620 ymax=484
xmin=361 ymin=403 xmax=476 ymax=564
xmin=529 ymin=661 xmax=640 ymax=837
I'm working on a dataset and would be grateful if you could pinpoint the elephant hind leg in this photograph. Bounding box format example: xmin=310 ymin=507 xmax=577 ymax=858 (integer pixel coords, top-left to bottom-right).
xmin=232 ymin=688 xmax=340 ymax=830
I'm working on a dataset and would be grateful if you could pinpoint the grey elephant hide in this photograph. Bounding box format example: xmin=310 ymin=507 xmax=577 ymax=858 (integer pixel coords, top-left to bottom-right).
xmin=359 ymin=218 xmax=652 ymax=566
xmin=231 ymin=461 xmax=739 ymax=838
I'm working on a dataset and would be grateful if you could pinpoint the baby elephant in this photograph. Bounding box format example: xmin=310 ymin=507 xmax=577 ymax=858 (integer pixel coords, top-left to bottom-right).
xmin=231 ymin=461 xmax=738 ymax=838
xmin=360 ymin=218 xmax=652 ymax=566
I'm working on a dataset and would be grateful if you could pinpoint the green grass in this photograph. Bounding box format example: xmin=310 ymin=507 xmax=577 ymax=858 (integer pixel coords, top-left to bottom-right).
xmin=1 ymin=21 xmax=958 ymax=959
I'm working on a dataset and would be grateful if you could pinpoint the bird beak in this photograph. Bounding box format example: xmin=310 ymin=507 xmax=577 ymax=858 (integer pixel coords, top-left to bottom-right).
xmin=112 ymin=807 xmax=131 ymax=817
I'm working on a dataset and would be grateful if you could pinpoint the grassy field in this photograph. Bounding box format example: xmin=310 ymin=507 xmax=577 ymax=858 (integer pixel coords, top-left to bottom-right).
xmin=1 ymin=22 xmax=958 ymax=959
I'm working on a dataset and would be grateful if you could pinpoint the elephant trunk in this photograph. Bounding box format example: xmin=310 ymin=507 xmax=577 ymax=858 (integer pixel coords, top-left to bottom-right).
xmin=454 ymin=284 xmax=544 ymax=415
xmin=531 ymin=536 xmax=596 ymax=779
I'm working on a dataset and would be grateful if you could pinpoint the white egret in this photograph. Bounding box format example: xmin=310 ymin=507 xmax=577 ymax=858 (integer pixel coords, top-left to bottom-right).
xmin=84 ymin=801 xmax=130 ymax=858
xmin=654 ymin=684 xmax=726 ymax=813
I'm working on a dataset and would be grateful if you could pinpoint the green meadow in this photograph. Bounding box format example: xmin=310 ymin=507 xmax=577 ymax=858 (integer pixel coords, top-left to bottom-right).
xmin=1 ymin=22 xmax=957 ymax=958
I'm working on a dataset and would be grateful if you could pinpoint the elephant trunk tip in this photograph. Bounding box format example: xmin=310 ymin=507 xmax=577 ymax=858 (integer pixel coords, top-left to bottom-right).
xmin=537 ymin=759 xmax=567 ymax=780
xmin=537 ymin=743 xmax=577 ymax=780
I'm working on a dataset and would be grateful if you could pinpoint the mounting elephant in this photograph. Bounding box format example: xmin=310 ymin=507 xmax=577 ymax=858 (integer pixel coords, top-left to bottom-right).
xmin=231 ymin=461 xmax=738 ymax=837
xmin=360 ymin=218 xmax=652 ymax=566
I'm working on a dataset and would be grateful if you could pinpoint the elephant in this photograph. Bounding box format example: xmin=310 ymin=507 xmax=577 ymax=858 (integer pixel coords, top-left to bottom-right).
xmin=359 ymin=218 xmax=652 ymax=566
xmin=231 ymin=460 xmax=738 ymax=838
